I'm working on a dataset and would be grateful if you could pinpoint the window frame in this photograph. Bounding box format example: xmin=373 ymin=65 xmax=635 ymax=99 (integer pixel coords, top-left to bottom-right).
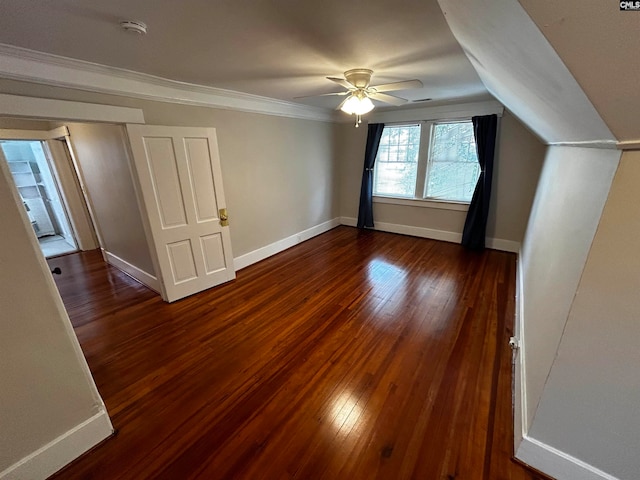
xmin=372 ymin=118 xmax=478 ymax=208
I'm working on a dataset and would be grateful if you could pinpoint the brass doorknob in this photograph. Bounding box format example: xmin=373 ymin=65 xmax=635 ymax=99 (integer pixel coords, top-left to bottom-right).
xmin=219 ymin=208 xmax=229 ymax=226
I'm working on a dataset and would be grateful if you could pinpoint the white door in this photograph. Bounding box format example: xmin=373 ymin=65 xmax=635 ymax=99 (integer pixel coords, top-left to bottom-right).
xmin=126 ymin=125 xmax=235 ymax=302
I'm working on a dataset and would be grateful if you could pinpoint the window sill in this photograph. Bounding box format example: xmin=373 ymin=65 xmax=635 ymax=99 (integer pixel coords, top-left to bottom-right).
xmin=373 ymin=195 xmax=470 ymax=212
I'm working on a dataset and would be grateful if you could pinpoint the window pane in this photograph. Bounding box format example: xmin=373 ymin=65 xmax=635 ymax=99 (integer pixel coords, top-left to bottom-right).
xmin=374 ymin=125 xmax=420 ymax=197
xmin=427 ymin=161 xmax=480 ymax=201
xmin=426 ymin=122 xmax=479 ymax=202
xmin=374 ymin=161 xmax=418 ymax=197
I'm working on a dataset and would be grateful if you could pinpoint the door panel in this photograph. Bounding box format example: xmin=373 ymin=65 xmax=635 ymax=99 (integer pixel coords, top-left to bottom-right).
xmin=127 ymin=125 xmax=235 ymax=302
xmin=184 ymin=138 xmax=219 ymax=222
xmin=145 ymin=137 xmax=188 ymax=228
xmin=201 ymin=233 xmax=226 ymax=274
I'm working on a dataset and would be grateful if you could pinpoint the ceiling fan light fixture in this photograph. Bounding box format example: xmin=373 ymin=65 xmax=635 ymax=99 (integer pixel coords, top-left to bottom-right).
xmin=341 ymin=93 xmax=374 ymax=116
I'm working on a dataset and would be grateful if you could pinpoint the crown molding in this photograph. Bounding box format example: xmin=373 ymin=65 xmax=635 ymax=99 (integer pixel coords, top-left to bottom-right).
xmin=0 ymin=43 xmax=333 ymax=122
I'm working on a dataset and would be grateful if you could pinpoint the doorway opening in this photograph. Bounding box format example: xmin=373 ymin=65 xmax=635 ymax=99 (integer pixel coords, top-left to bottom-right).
xmin=0 ymin=139 xmax=78 ymax=258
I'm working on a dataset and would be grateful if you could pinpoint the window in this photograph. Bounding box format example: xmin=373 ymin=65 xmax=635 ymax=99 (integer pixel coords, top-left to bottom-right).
xmin=373 ymin=125 xmax=420 ymax=198
xmin=373 ymin=120 xmax=480 ymax=203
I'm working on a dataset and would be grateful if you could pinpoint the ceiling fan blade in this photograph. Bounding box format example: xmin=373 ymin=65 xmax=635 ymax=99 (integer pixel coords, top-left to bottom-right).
xmin=371 ymin=79 xmax=423 ymax=93
xmin=294 ymin=91 xmax=350 ymax=100
xmin=369 ymin=92 xmax=408 ymax=106
xmin=327 ymin=76 xmax=354 ymax=89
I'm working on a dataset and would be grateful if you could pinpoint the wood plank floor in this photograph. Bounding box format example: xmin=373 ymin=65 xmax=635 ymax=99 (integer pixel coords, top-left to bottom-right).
xmin=48 ymin=226 xmax=547 ymax=480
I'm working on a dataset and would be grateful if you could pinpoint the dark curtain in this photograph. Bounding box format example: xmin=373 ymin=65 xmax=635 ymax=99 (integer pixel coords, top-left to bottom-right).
xmin=356 ymin=123 xmax=385 ymax=228
xmin=461 ymin=114 xmax=498 ymax=250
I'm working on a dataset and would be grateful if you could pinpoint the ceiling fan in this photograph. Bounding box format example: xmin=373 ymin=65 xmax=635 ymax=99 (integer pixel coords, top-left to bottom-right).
xmin=299 ymin=69 xmax=423 ymax=127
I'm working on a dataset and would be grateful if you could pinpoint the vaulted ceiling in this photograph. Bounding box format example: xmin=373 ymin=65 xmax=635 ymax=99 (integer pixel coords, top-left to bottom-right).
xmin=519 ymin=0 xmax=640 ymax=141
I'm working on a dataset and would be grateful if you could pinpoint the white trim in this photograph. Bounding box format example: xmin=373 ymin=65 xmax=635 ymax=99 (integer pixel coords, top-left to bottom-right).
xmin=373 ymin=195 xmax=469 ymax=212
xmin=234 ymin=218 xmax=340 ymax=271
xmin=548 ymin=140 xmax=618 ymax=149
xmin=0 ymin=44 xmax=332 ymax=123
xmin=103 ymin=250 xmax=160 ymax=293
xmin=616 ymin=140 xmax=640 ymax=150
xmin=0 ymin=126 xmax=69 ymax=140
xmin=516 ymin=436 xmax=620 ymax=480
xmin=339 ymin=216 xmax=520 ymax=253
xmin=366 ymin=100 xmax=504 ymax=124
xmin=514 ymin=251 xmax=527 ymax=450
xmin=49 ymin=126 xmax=70 ymax=139
xmin=0 ymin=410 xmax=113 ymax=480
xmin=0 ymin=93 xmax=145 ymax=124
xmin=485 ymin=237 xmax=520 ymax=253
xmin=343 ymin=216 xmax=463 ymax=243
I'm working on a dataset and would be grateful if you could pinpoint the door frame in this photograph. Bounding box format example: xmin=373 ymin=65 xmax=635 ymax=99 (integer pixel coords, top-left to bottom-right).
xmin=0 ymin=94 xmax=236 ymax=304
xmin=0 ymin=127 xmax=97 ymax=252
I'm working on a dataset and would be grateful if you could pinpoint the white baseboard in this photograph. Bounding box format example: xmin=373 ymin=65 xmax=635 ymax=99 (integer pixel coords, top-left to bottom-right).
xmin=515 ymin=250 xmax=618 ymax=480
xmin=516 ymin=436 xmax=620 ymax=480
xmin=514 ymin=250 xmax=527 ymax=449
xmin=103 ymin=250 xmax=160 ymax=293
xmin=339 ymin=217 xmax=520 ymax=253
xmin=486 ymin=237 xmax=520 ymax=253
xmin=233 ymin=218 xmax=341 ymax=271
xmin=339 ymin=217 xmax=357 ymax=227
xmin=0 ymin=410 xmax=113 ymax=480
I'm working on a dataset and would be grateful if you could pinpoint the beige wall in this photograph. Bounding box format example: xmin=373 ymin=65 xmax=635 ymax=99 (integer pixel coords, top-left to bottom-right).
xmin=0 ymin=156 xmax=111 ymax=473
xmin=486 ymin=112 xmax=546 ymax=242
xmin=337 ymin=110 xmax=545 ymax=245
xmin=68 ymin=123 xmax=155 ymax=275
xmin=0 ymin=79 xmax=338 ymax=260
xmin=526 ymin=151 xmax=640 ymax=479
xmin=518 ymin=146 xmax=620 ymax=434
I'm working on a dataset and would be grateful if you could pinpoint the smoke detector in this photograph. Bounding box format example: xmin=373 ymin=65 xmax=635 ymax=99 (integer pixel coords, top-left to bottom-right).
xmin=120 ymin=20 xmax=147 ymax=35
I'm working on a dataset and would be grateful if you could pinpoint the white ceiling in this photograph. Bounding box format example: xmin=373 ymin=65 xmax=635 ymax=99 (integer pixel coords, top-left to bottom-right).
xmin=0 ymin=0 xmax=491 ymax=111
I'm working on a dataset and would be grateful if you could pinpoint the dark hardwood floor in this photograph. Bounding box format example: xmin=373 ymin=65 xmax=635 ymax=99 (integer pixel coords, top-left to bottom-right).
xmin=48 ymin=226 xmax=547 ymax=479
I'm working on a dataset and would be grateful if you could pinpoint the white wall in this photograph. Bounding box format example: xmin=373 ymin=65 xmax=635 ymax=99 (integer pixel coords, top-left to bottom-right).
xmin=337 ymin=110 xmax=545 ymax=248
xmin=437 ymin=0 xmax=615 ymax=145
xmin=525 ymin=151 xmax=640 ymax=480
xmin=518 ymin=146 xmax=620 ymax=433
xmin=0 ymin=154 xmax=112 ymax=478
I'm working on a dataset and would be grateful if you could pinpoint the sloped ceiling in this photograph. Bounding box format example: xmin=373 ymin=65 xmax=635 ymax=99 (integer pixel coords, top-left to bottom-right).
xmin=519 ymin=0 xmax=640 ymax=141
xmin=437 ymin=0 xmax=615 ymax=145
xmin=0 ymin=0 xmax=489 ymax=110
